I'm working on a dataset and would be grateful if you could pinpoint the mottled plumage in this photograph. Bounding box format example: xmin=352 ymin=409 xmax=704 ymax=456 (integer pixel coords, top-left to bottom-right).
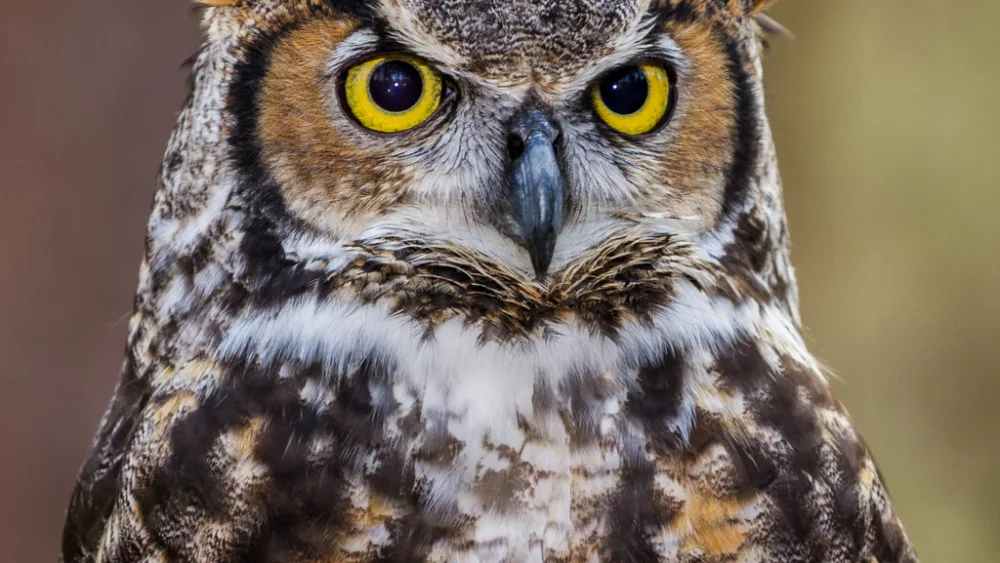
xmin=63 ymin=0 xmax=917 ymax=561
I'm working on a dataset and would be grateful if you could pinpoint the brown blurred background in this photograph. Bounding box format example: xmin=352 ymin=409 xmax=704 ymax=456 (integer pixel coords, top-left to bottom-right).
xmin=1 ymin=1 xmax=997 ymax=561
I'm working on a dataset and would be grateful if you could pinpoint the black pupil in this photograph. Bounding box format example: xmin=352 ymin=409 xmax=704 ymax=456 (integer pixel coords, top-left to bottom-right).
xmin=369 ymin=60 xmax=424 ymax=113
xmin=599 ymin=66 xmax=648 ymax=115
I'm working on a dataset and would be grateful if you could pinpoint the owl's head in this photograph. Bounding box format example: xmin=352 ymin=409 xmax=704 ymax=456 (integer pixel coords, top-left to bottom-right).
xmin=153 ymin=0 xmax=793 ymax=340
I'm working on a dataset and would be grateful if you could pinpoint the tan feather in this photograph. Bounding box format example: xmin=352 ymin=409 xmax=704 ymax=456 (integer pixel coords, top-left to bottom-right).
xmin=194 ymin=0 xmax=241 ymax=7
xmin=754 ymin=13 xmax=794 ymax=50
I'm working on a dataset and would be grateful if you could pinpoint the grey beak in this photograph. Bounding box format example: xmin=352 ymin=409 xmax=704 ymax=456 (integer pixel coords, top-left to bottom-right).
xmin=508 ymin=109 xmax=564 ymax=279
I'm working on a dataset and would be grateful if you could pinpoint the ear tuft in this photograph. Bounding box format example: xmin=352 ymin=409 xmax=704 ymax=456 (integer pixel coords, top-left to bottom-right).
xmin=753 ymin=12 xmax=793 ymax=50
xmin=750 ymin=0 xmax=779 ymax=15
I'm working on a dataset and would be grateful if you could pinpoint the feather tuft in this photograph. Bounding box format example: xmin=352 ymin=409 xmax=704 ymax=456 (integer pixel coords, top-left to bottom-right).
xmin=194 ymin=0 xmax=242 ymax=7
xmin=753 ymin=14 xmax=793 ymax=50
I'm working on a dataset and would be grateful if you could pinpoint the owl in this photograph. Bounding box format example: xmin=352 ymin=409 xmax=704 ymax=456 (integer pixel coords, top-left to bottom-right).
xmin=62 ymin=0 xmax=918 ymax=561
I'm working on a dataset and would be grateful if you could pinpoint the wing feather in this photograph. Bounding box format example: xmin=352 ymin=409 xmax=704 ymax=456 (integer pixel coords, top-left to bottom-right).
xmin=62 ymin=360 xmax=151 ymax=563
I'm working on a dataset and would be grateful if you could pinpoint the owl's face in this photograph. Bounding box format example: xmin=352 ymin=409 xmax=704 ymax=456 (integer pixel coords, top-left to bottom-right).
xmin=240 ymin=0 xmax=766 ymax=279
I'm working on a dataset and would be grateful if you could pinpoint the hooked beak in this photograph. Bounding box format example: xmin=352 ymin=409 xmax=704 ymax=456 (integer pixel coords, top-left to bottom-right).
xmin=507 ymin=109 xmax=565 ymax=279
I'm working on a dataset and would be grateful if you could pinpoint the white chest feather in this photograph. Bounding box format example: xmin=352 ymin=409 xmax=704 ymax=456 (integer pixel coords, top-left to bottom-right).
xmin=209 ymin=278 xmax=789 ymax=560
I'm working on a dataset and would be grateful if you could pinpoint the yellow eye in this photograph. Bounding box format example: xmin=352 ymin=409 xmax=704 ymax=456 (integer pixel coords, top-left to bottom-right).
xmin=344 ymin=55 xmax=444 ymax=133
xmin=592 ymin=63 xmax=674 ymax=136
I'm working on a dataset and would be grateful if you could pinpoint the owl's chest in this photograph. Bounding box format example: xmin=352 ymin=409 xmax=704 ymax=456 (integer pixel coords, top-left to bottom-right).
xmin=201 ymin=302 xmax=703 ymax=560
xmin=338 ymin=373 xmax=634 ymax=561
xmin=330 ymin=320 xmax=640 ymax=560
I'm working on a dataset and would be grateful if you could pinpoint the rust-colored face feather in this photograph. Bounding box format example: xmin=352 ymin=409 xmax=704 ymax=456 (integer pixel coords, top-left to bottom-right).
xmin=62 ymin=1 xmax=918 ymax=562
xmin=257 ymin=16 xmax=415 ymax=231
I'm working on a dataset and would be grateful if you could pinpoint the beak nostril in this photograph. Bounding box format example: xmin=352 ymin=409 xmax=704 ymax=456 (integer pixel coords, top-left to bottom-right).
xmin=507 ymin=135 xmax=526 ymax=160
xmin=552 ymin=130 xmax=564 ymax=158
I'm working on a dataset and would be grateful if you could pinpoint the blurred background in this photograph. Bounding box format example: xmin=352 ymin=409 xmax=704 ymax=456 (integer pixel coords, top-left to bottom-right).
xmin=0 ymin=1 xmax=997 ymax=561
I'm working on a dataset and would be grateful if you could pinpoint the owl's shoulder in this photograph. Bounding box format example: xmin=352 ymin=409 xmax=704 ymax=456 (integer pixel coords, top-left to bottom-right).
xmin=664 ymin=336 xmax=918 ymax=562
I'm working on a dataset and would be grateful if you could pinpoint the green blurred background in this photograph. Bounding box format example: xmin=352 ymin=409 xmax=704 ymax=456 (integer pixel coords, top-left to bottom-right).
xmin=0 ymin=1 xmax=997 ymax=561
xmin=768 ymin=3 xmax=1000 ymax=561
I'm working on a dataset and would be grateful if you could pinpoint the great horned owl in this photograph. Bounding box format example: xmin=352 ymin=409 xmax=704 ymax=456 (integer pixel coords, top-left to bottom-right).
xmin=63 ymin=0 xmax=918 ymax=561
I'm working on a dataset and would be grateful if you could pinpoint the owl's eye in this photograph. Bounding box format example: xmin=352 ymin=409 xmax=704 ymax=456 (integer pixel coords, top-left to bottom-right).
xmin=592 ymin=63 xmax=674 ymax=136
xmin=344 ymin=55 xmax=444 ymax=133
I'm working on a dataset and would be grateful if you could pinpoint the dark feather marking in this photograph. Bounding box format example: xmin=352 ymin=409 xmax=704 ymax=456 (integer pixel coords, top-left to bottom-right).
xmin=599 ymin=348 xmax=689 ymax=560
xmin=874 ymin=510 xmax=919 ymax=563
xmin=62 ymin=355 xmax=152 ymax=563
xmin=719 ymin=25 xmax=762 ymax=218
xmin=714 ymin=336 xmax=897 ymax=560
xmin=603 ymin=454 xmax=681 ymax=562
xmin=626 ymin=347 xmax=688 ymax=455
xmin=372 ymin=479 xmax=457 ymax=563
xmin=128 ymin=354 xmax=409 ymax=561
xmin=652 ymin=0 xmax=700 ymax=24
xmin=560 ymin=367 xmax=612 ymax=447
xmin=321 ymin=0 xmax=376 ymax=18
xmin=179 ymin=46 xmax=205 ymax=112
